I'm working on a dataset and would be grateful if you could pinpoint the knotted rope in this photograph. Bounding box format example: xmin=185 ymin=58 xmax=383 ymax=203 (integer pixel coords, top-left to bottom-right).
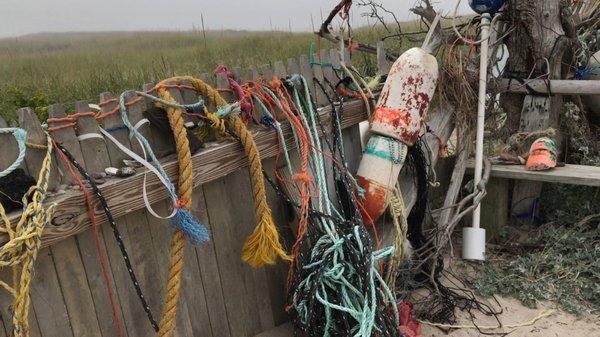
xmin=152 ymin=75 xmax=289 ymax=337
xmin=165 ymin=76 xmax=290 ymax=267
xmin=0 ymin=132 xmax=54 ymax=337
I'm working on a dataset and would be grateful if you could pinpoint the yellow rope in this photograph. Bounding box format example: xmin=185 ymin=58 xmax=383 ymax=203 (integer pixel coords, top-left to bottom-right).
xmin=0 ymin=133 xmax=54 ymax=337
xmin=153 ymin=76 xmax=289 ymax=336
xmin=385 ymin=188 xmax=409 ymax=292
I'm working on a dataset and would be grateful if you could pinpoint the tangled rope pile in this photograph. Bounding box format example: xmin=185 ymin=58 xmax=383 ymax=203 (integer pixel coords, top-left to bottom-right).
xmin=0 ymin=130 xmax=54 ymax=337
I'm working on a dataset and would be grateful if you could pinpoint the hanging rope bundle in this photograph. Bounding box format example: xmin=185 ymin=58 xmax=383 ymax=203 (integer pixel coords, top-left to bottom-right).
xmin=254 ymin=74 xmax=401 ymax=337
xmin=143 ymin=75 xmax=289 ymax=337
xmin=0 ymin=131 xmax=54 ymax=337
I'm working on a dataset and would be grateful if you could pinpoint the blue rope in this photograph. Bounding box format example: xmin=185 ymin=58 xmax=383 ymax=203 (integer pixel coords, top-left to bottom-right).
xmin=119 ymin=92 xmax=209 ymax=244
xmin=104 ymin=124 xmax=128 ymax=133
xmin=0 ymin=128 xmax=27 ymax=178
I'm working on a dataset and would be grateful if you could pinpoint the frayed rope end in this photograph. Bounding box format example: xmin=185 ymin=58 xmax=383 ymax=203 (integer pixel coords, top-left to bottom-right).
xmin=171 ymin=208 xmax=211 ymax=245
xmin=242 ymin=212 xmax=292 ymax=267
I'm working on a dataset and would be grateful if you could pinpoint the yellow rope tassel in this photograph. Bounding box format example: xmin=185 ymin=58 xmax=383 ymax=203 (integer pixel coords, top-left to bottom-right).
xmin=228 ymin=117 xmax=292 ymax=266
xmin=169 ymin=76 xmax=290 ymax=267
xmin=0 ymin=134 xmax=54 ymax=337
xmin=153 ymin=76 xmax=290 ymax=336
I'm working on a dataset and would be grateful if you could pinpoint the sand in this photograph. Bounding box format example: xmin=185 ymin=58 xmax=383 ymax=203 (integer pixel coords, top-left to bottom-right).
xmin=421 ymin=296 xmax=600 ymax=337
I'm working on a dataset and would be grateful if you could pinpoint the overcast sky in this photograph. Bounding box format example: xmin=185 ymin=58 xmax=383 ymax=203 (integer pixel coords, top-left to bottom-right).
xmin=0 ymin=0 xmax=471 ymax=38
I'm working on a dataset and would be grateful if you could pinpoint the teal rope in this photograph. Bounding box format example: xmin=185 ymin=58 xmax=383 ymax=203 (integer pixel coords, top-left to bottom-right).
xmin=119 ymin=92 xmax=209 ymax=244
xmin=0 ymin=128 xmax=27 ymax=178
xmin=309 ymin=42 xmax=335 ymax=68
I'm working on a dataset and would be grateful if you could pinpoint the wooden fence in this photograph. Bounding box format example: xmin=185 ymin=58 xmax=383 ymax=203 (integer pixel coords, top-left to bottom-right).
xmin=0 ymin=46 xmax=453 ymax=337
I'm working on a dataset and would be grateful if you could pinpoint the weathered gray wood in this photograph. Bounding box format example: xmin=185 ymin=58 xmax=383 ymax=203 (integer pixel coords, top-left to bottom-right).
xmin=182 ymin=82 xmax=230 ymax=337
xmin=17 ymin=108 xmax=59 ymax=190
xmin=145 ymin=201 xmax=194 ymax=337
xmin=467 ymin=160 xmax=600 ymax=186
xmin=511 ymin=96 xmax=551 ymax=216
xmin=320 ymin=49 xmax=336 ymax=92
xmin=46 ymin=103 xmax=106 ymax=337
xmin=28 ymin=248 xmax=73 ymax=337
xmin=312 ymin=53 xmax=328 ymax=106
xmin=72 ymin=101 xmax=128 ymax=337
xmin=480 ymin=178 xmax=509 ymax=241
xmin=377 ymin=41 xmax=391 ymax=75
xmin=99 ymin=92 xmax=130 ymax=167
xmin=273 ymin=61 xmax=286 ymax=79
xmin=203 ymin=172 xmax=262 ymax=336
xmin=254 ymin=322 xmax=293 ymax=337
xmin=299 ymin=55 xmax=316 ymax=99
xmin=3 ymin=100 xmax=370 ymax=248
xmin=143 ymin=83 xmax=175 ymax=158
xmin=494 ymin=79 xmax=600 ymax=95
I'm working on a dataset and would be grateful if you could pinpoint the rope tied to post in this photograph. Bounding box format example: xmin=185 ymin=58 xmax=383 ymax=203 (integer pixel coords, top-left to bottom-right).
xmin=0 ymin=131 xmax=54 ymax=337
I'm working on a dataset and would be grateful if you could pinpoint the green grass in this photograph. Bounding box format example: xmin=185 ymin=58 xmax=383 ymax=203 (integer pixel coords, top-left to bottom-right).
xmin=0 ymin=25 xmax=417 ymax=121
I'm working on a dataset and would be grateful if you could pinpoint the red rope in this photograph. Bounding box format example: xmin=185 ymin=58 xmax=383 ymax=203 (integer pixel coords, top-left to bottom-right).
xmin=52 ymin=139 xmax=126 ymax=337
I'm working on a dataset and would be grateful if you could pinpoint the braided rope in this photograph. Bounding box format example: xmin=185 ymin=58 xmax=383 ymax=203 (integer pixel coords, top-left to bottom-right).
xmin=0 ymin=132 xmax=54 ymax=337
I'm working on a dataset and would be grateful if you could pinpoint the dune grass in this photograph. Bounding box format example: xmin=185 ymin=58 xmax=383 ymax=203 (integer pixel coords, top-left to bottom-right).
xmin=0 ymin=27 xmax=409 ymax=120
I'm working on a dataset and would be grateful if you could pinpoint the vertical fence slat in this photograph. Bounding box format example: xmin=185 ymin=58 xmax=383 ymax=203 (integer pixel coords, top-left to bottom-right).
xmin=287 ymin=58 xmax=300 ymax=76
xmin=98 ymin=91 xmax=159 ymax=336
xmin=116 ymin=90 xmax=166 ymax=337
xmin=0 ymin=116 xmax=27 ymax=175
xmin=72 ymin=100 xmax=127 ymax=337
xmin=17 ymin=108 xmax=59 ymax=191
xmin=143 ymin=83 xmax=175 ymax=158
xmin=165 ymin=81 xmax=213 ymax=337
xmin=46 ymin=103 xmax=104 ymax=337
xmin=180 ymin=83 xmax=230 ymax=337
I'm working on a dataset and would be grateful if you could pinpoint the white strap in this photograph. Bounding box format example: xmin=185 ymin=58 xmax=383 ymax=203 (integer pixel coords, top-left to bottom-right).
xmin=99 ymin=127 xmax=177 ymax=219
xmin=129 ymin=118 xmax=150 ymax=139
xmin=184 ymin=121 xmax=196 ymax=128
xmin=78 ymin=133 xmax=104 ymax=141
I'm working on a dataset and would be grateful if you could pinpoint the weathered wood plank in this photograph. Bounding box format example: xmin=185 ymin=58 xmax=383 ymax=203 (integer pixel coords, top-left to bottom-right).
xmin=3 ymin=100 xmax=369 ymax=248
xmin=180 ymin=85 xmax=230 ymax=337
xmin=46 ymin=103 xmax=102 ymax=337
xmin=72 ymin=101 xmax=127 ymax=337
xmin=466 ymin=160 xmax=600 ymax=186
xmin=17 ymin=108 xmax=59 ymax=190
xmin=28 ymin=248 xmax=73 ymax=337
xmin=494 ymin=79 xmax=600 ymax=95
xmin=99 ymin=92 xmax=130 ymax=167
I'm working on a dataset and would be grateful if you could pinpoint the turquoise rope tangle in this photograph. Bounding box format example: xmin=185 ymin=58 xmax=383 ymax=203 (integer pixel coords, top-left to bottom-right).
xmin=118 ymin=92 xmax=210 ymax=244
xmin=0 ymin=128 xmax=27 ymax=179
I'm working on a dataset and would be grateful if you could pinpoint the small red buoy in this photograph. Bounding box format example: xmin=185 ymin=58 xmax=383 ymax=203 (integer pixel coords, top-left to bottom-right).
xmin=357 ymin=47 xmax=439 ymax=223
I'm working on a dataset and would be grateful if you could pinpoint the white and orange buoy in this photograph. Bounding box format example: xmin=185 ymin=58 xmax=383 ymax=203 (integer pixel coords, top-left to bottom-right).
xmin=357 ymin=47 xmax=439 ymax=223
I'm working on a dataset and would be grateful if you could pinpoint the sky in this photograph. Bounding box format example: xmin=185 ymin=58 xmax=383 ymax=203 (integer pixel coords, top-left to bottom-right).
xmin=0 ymin=0 xmax=471 ymax=38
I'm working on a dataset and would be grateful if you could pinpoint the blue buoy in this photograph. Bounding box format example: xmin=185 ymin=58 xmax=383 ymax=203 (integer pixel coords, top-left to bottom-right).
xmin=468 ymin=0 xmax=505 ymax=14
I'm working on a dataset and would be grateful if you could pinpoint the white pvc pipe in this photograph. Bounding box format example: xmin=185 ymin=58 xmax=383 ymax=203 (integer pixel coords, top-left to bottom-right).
xmin=472 ymin=13 xmax=491 ymax=231
xmin=463 ymin=13 xmax=492 ymax=262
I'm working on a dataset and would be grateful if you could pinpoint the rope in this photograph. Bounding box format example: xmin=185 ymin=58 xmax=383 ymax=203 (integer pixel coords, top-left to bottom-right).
xmin=0 ymin=128 xmax=27 ymax=178
xmin=0 ymin=132 xmax=54 ymax=337
xmin=53 ymin=140 xmax=159 ymax=332
xmin=52 ymin=141 xmax=127 ymax=337
xmin=165 ymin=75 xmax=289 ymax=267
xmin=385 ymin=190 xmax=409 ymax=293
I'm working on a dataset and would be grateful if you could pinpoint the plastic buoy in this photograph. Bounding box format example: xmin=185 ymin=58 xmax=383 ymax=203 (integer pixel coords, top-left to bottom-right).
xmin=468 ymin=0 xmax=505 ymax=15
xmin=357 ymin=47 xmax=438 ymax=223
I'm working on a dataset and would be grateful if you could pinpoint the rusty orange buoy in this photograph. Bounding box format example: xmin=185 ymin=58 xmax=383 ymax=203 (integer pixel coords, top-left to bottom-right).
xmin=357 ymin=47 xmax=439 ymax=223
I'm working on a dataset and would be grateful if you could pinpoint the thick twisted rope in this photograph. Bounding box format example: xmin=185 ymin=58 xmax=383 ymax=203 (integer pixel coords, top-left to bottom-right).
xmin=385 ymin=189 xmax=410 ymax=293
xmin=0 ymin=132 xmax=54 ymax=337
xmin=151 ymin=79 xmax=196 ymax=337
xmin=166 ymin=75 xmax=290 ymax=267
